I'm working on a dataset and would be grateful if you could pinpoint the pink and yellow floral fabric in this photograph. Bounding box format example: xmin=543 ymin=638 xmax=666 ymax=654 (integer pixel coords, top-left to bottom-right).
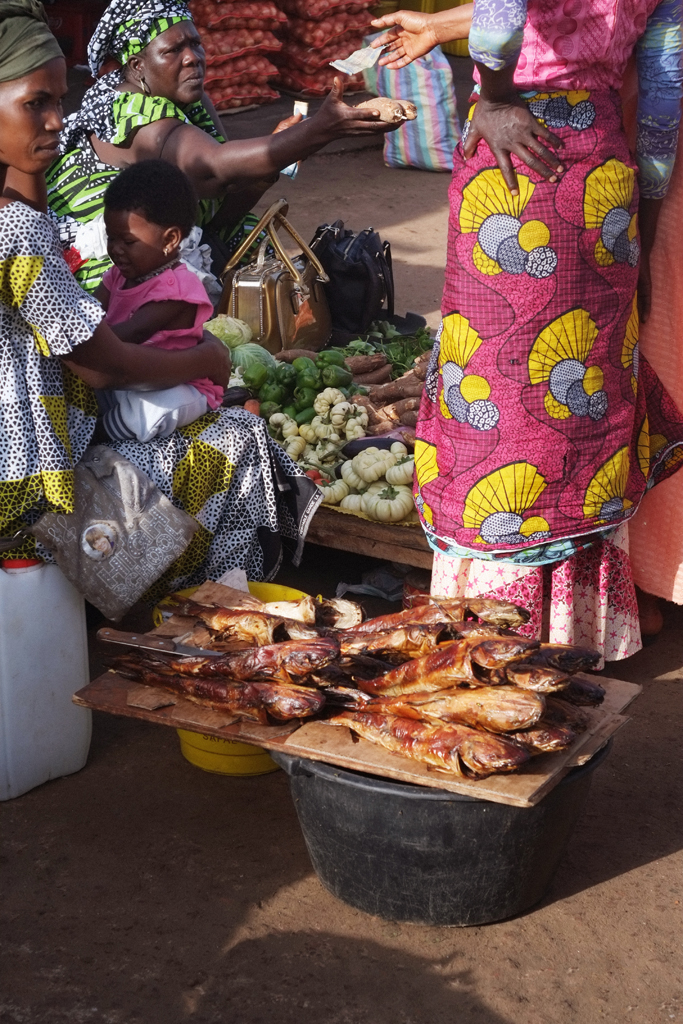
xmin=414 ymin=89 xmax=683 ymax=559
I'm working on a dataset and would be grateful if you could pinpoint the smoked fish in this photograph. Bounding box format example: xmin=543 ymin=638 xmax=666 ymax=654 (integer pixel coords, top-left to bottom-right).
xmin=350 ymin=597 xmax=530 ymax=635
xmin=328 ymin=711 xmax=530 ymax=778
xmin=358 ymin=636 xmax=540 ymax=696
xmin=113 ymin=655 xmax=324 ymax=721
xmin=366 ymin=685 xmax=545 ymax=732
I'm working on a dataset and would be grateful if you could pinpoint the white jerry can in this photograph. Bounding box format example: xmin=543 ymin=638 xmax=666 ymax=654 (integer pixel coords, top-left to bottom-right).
xmin=0 ymin=561 xmax=91 ymax=800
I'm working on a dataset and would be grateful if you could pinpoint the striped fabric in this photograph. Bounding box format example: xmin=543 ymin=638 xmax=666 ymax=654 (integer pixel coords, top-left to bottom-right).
xmin=376 ymin=47 xmax=460 ymax=173
xmin=46 ymin=73 xmax=232 ymax=293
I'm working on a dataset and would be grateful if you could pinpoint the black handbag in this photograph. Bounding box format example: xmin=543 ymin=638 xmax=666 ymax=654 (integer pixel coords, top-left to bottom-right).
xmin=310 ymin=220 xmax=394 ymax=336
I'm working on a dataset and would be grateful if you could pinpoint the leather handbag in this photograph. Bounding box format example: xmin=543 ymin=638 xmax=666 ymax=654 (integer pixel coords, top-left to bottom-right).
xmin=217 ymin=198 xmax=332 ymax=354
xmin=310 ymin=219 xmax=394 ymax=335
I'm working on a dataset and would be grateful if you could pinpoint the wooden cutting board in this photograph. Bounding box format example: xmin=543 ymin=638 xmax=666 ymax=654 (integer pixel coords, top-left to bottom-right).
xmin=73 ymin=672 xmax=640 ymax=807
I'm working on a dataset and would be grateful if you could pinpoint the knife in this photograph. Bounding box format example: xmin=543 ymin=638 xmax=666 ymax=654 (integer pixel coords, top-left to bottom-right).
xmin=97 ymin=627 xmax=224 ymax=658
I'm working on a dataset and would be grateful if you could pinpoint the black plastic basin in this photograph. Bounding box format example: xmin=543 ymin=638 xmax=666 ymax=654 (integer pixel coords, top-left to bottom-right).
xmin=271 ymin=742 xmax=610 ymax=927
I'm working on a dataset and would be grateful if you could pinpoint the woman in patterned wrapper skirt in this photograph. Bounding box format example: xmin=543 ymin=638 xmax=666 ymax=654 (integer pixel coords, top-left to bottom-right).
xmin=0 ymin=0 xmax=323 ymax=599
xmin=373 ymin=0 xmax=683 ymax=663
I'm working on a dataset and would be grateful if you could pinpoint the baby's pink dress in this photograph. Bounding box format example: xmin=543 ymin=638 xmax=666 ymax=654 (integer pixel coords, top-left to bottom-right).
xmin=103 ymin=263 xmax=222 ymax=409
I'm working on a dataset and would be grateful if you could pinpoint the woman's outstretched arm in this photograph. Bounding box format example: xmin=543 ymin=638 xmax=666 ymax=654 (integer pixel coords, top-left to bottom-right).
xmin=127 ymin=78 xmax=396 ymax=199
xmin=370 ymin=5 xmax=473 ymax=69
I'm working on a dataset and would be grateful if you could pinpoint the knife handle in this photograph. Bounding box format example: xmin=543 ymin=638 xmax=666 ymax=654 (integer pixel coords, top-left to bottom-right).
xmin=97 ymin=628 xmax=177 ymax=653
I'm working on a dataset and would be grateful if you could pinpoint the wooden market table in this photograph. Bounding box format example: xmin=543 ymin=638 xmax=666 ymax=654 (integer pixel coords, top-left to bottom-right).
xmin=306 ymin=506 xmax=433 ymax=570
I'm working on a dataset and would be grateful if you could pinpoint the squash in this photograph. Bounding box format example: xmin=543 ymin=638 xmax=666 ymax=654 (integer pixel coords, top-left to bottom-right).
xmin=284 ymin=435 xmax=307 ymax=460
xmin=320 ymin=478 xmax=350 ymax=505
xmin=339 ymin=493 xmax=364 ymax=512
xmin=385 ymin=456 xmax=415 ymax=487
xmin=361 ymin=484 xmax=414 ymax=522
xmin=314 ymin=387 xmax=346 ymax=416
xmin=352 ymin=447 xmax=397 ymax=483
xmin=340 ymin=460 xmax=366 ymax=491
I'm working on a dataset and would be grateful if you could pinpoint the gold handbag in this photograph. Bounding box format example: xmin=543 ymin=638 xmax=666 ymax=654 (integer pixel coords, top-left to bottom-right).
xmin=217 ymin=198 xmax=332 ymax=354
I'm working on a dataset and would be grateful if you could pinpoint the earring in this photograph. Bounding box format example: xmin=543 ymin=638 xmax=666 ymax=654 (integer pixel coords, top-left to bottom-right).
xmin=140 ymin=76 xmax=151 ymax=96
xmin=164 ymin=246 xmax=172 ymax=256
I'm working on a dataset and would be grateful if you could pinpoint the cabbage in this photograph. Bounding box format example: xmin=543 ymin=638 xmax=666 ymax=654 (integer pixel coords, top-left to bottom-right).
xmin=204 ymin=314 xmax=252 ymax=350
xmin=230 ymin=343 xmax=277 ymax=373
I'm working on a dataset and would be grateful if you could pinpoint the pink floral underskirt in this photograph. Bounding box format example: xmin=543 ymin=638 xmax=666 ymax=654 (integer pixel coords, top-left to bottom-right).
xmin=431 ymin=523 xmax=640 ymax=665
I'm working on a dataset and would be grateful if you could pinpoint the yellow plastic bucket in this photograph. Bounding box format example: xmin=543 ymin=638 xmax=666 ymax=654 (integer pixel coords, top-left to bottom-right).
xmin=177 ymin=731 xmax=280 ymax=776
xmin=168 ymin=581 xmax=306 ymax=775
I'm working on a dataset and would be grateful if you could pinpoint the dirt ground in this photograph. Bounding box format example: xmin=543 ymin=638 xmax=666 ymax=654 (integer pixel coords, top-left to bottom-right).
xmin=1 ymin=126 xmax=682 ymax=1024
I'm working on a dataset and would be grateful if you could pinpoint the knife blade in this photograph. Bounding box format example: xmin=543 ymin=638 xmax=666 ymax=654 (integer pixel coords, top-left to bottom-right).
xmin=97 ymin=628 xmax=224 ymax=657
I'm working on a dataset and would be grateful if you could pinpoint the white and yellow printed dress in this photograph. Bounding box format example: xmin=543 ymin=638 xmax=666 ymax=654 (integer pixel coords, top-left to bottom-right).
xmin=0 ymin=202 xmax=101 ymax=548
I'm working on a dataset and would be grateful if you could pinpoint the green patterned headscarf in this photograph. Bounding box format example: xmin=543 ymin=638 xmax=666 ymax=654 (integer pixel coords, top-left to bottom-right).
xmin=0 ymin=0 xmax=63 ymax=83
xmin=87 ymin=0 xmax=192 ymax=77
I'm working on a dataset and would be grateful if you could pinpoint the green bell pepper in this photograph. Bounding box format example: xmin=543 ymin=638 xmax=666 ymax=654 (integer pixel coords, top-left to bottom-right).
xmin=258 ymin=382 xmax=285 ymax=406
xmin=282 ymin=403 xmax=298 ymax=420
xmin=242 ymin=363 xmax=269 ymax=391
xmin=295 ymin=406 xmax=317 ymax=426
xmin=296 ymin=370 xmax=321 ymax=391
xmin=258 ymin=401 xmax=281 ymax=421
xmin=294 ymin=386 xmax=318 ymax=412
xmin=321 ymin=365 xmax=353 ymax=389
xmin=275 ymin=362 xmax=298 ymax=390
xmin=292 ymin=356 xmax=318 ymax=376
xmin=316 ymin=349 xmax=348 ymax=368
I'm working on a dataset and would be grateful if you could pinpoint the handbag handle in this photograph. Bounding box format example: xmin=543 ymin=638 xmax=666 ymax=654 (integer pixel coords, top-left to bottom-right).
xmin=220 ymin=198 xmax=330 ymax=285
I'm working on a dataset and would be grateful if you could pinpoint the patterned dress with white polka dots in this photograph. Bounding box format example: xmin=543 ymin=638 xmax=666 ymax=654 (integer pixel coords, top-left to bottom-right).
xmin=0 ymin=202 xmax=321 ymax=591
xmin=0 ymin=201 xmax=101 ymax=544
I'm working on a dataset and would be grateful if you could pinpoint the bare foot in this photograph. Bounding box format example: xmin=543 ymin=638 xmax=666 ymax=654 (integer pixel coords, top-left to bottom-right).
xmin=636 ymin=586 xmax=663 ymax=636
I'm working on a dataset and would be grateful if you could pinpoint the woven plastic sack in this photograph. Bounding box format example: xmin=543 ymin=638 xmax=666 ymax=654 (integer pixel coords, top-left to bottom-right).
xmin=273 ymin=32 xmax=363 ymax=73
xmin=372 ymin=43 xmax=460 ymax=173
xmin=278 ymin=66 xmax=364 ymax=96
xmin=205 ymin=54 xmax=279 ymax=86
xmin=202 ymin=28 xmax=282 ymax=63
xmin=287 ymin=11 xmax=373 ymax=47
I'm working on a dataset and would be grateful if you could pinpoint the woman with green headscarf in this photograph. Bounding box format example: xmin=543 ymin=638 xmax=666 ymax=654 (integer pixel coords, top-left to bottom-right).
xmin=0 ymin=0 xmax=322 ymax=592
xmin=46 ymin=0 xmax=394 ymax=293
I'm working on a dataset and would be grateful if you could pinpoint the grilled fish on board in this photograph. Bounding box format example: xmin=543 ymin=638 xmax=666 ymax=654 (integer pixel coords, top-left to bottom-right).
xmin=178 ymin=603 xmax=284 ymax=646
xmin=113 ymin=654 xmax=325 ymax=722
xmin=358 ymin=636 xmax=539 ymax=696
xmin=554 ymin=675 xmax=606 ymax=706
xmin=339 ymin=623 xmax=460 ymax=661
xmin=115 ymin=638 xmax=339 ymax=685
xmin=350 ymin=597 xmax=530 ymax=635
xmin=366 ymin=685 xmax=545 ymax=732
xmin=328 ymin=711 xmax=530 ymax=778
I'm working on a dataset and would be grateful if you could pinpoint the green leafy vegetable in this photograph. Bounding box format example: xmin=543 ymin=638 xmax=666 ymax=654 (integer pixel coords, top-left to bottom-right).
xmin=231 ymin=343 xmax=277 ymax=374
xmin=204 ymin=315 xmax=252 ymax=350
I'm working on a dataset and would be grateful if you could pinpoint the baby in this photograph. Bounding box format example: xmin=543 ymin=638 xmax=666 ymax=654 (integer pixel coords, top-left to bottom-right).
xmin=94 ymin=160 xmax=223 ymax=443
